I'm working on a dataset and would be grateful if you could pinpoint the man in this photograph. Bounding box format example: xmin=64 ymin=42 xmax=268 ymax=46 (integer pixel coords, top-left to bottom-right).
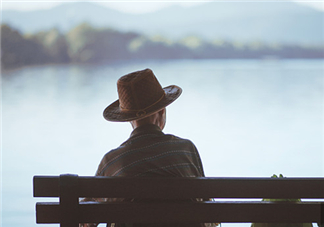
xmin=81 ymin=68 xmax=205 ymax=227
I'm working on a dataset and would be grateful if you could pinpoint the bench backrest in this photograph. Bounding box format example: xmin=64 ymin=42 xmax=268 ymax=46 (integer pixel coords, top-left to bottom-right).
xmin=33 ymin=174 xmax=324 ymax=227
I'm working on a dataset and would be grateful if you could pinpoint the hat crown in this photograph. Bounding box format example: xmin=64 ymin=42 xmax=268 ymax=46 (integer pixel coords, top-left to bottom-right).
xmin=117 ymin=69 xmax=165 ymax=111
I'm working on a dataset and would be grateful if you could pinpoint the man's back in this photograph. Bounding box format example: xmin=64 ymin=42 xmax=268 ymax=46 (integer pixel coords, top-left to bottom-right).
xmin=94 ymin=124 xmax=206 ymax=227
xmin=96 ymin=124 xmax=204 ymax=178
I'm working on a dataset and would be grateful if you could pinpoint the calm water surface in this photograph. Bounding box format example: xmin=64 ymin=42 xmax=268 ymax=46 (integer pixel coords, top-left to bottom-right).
xmin=1 ymin=59 xmax=323 ymax=227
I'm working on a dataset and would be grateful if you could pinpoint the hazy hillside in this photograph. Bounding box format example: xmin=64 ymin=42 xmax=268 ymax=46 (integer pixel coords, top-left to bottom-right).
xmin=2 ymin=2 xmax=324 ymax=45
xmin=2 ymin=22 xmax=323 ymax=69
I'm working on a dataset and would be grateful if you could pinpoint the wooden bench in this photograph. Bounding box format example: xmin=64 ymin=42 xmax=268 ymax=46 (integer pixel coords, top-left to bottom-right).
xmin=33 ymin=174 xmax=324 ymax=227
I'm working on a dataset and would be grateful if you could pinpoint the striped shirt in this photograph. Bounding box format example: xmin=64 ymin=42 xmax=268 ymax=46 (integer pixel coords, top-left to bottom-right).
xmin=96 ymin=124 xmax=204 ymax=178
xmin=80 ymin=124 xmax=205 ymax=227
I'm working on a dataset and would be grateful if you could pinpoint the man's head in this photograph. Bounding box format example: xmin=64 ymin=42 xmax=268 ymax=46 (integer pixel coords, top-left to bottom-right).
xmin=103 ymin=69 xmax=181 ymax=124
xmin=130 ymin=108 xmax=166 ymax=130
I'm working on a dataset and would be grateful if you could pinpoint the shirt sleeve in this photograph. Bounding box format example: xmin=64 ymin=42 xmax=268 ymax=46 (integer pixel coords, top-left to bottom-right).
xmin=191 ymin=142 xmax=205 ymax=177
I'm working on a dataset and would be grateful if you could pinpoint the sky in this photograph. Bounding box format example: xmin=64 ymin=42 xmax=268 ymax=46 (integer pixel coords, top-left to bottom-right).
xmin=1 ymin=0 xmax=324 ymax=14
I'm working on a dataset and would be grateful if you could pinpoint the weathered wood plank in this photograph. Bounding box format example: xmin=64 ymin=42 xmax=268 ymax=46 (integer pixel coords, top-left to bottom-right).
xmin=33 ymin=176 xmax=324 ymax=199
xmin=36 ymin=201 xmax=322 ymax=224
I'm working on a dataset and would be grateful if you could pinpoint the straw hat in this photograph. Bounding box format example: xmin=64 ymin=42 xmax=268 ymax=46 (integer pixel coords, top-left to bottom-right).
xmin=103 ymin=68 xmax=182 ymax=122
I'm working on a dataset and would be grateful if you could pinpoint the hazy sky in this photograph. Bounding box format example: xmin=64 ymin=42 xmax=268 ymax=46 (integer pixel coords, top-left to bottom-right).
xmin=1 ymin=0 xmax=324 ymax=13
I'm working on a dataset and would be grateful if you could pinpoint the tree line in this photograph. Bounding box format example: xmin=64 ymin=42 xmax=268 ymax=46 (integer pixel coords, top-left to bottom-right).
xmin=1 ymin=23 xmax=324 ymax=69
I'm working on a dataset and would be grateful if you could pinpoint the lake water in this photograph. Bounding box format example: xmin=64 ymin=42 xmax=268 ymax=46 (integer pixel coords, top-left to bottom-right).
xmin=1 ymin=59 xmax=323 ymax=227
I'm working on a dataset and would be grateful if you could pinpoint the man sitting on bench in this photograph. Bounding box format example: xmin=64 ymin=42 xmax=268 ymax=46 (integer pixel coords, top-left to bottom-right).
xmin=80 ymin=69 xmax=206 ymax=227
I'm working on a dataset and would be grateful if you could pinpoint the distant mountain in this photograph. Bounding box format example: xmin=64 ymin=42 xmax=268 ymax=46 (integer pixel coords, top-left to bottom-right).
xmin=2 ymin=2 xmax=324 ymax=45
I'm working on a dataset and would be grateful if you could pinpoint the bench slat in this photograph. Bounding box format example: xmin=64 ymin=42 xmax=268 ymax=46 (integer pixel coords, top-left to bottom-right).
xmin=36 ymin=201 xmax=322 ymax=224
xmin=33 ymin=176 xmax=59 ymax=197
xmin=34 ymin=176 xmax=324 ymax=199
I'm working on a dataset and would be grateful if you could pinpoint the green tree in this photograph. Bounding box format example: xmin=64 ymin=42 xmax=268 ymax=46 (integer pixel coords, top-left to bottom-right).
xmin=29 ymin=28 xmax=70 ymax=63
xmin=66 ymin=23 xmax=138 ymax=63
xmin=1 ymin=24 xmax=49 ymax=68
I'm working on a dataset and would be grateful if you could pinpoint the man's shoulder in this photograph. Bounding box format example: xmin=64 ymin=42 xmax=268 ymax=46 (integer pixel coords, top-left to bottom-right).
xmin=164 ymin=133 xmax=195 ymax=144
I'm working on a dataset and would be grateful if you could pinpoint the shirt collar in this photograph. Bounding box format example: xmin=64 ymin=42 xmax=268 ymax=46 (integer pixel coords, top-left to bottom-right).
xmin=130 ymin=124 xmax=163 ymax=139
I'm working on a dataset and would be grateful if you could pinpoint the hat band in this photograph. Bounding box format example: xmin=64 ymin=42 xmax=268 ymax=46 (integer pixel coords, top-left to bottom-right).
xmin=120 ymin=92 xmax=165 ymax=112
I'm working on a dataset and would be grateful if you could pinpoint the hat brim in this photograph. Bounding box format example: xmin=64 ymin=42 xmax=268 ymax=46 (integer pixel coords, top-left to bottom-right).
xmin=103 ymin=85 xmax=182 ymax=122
